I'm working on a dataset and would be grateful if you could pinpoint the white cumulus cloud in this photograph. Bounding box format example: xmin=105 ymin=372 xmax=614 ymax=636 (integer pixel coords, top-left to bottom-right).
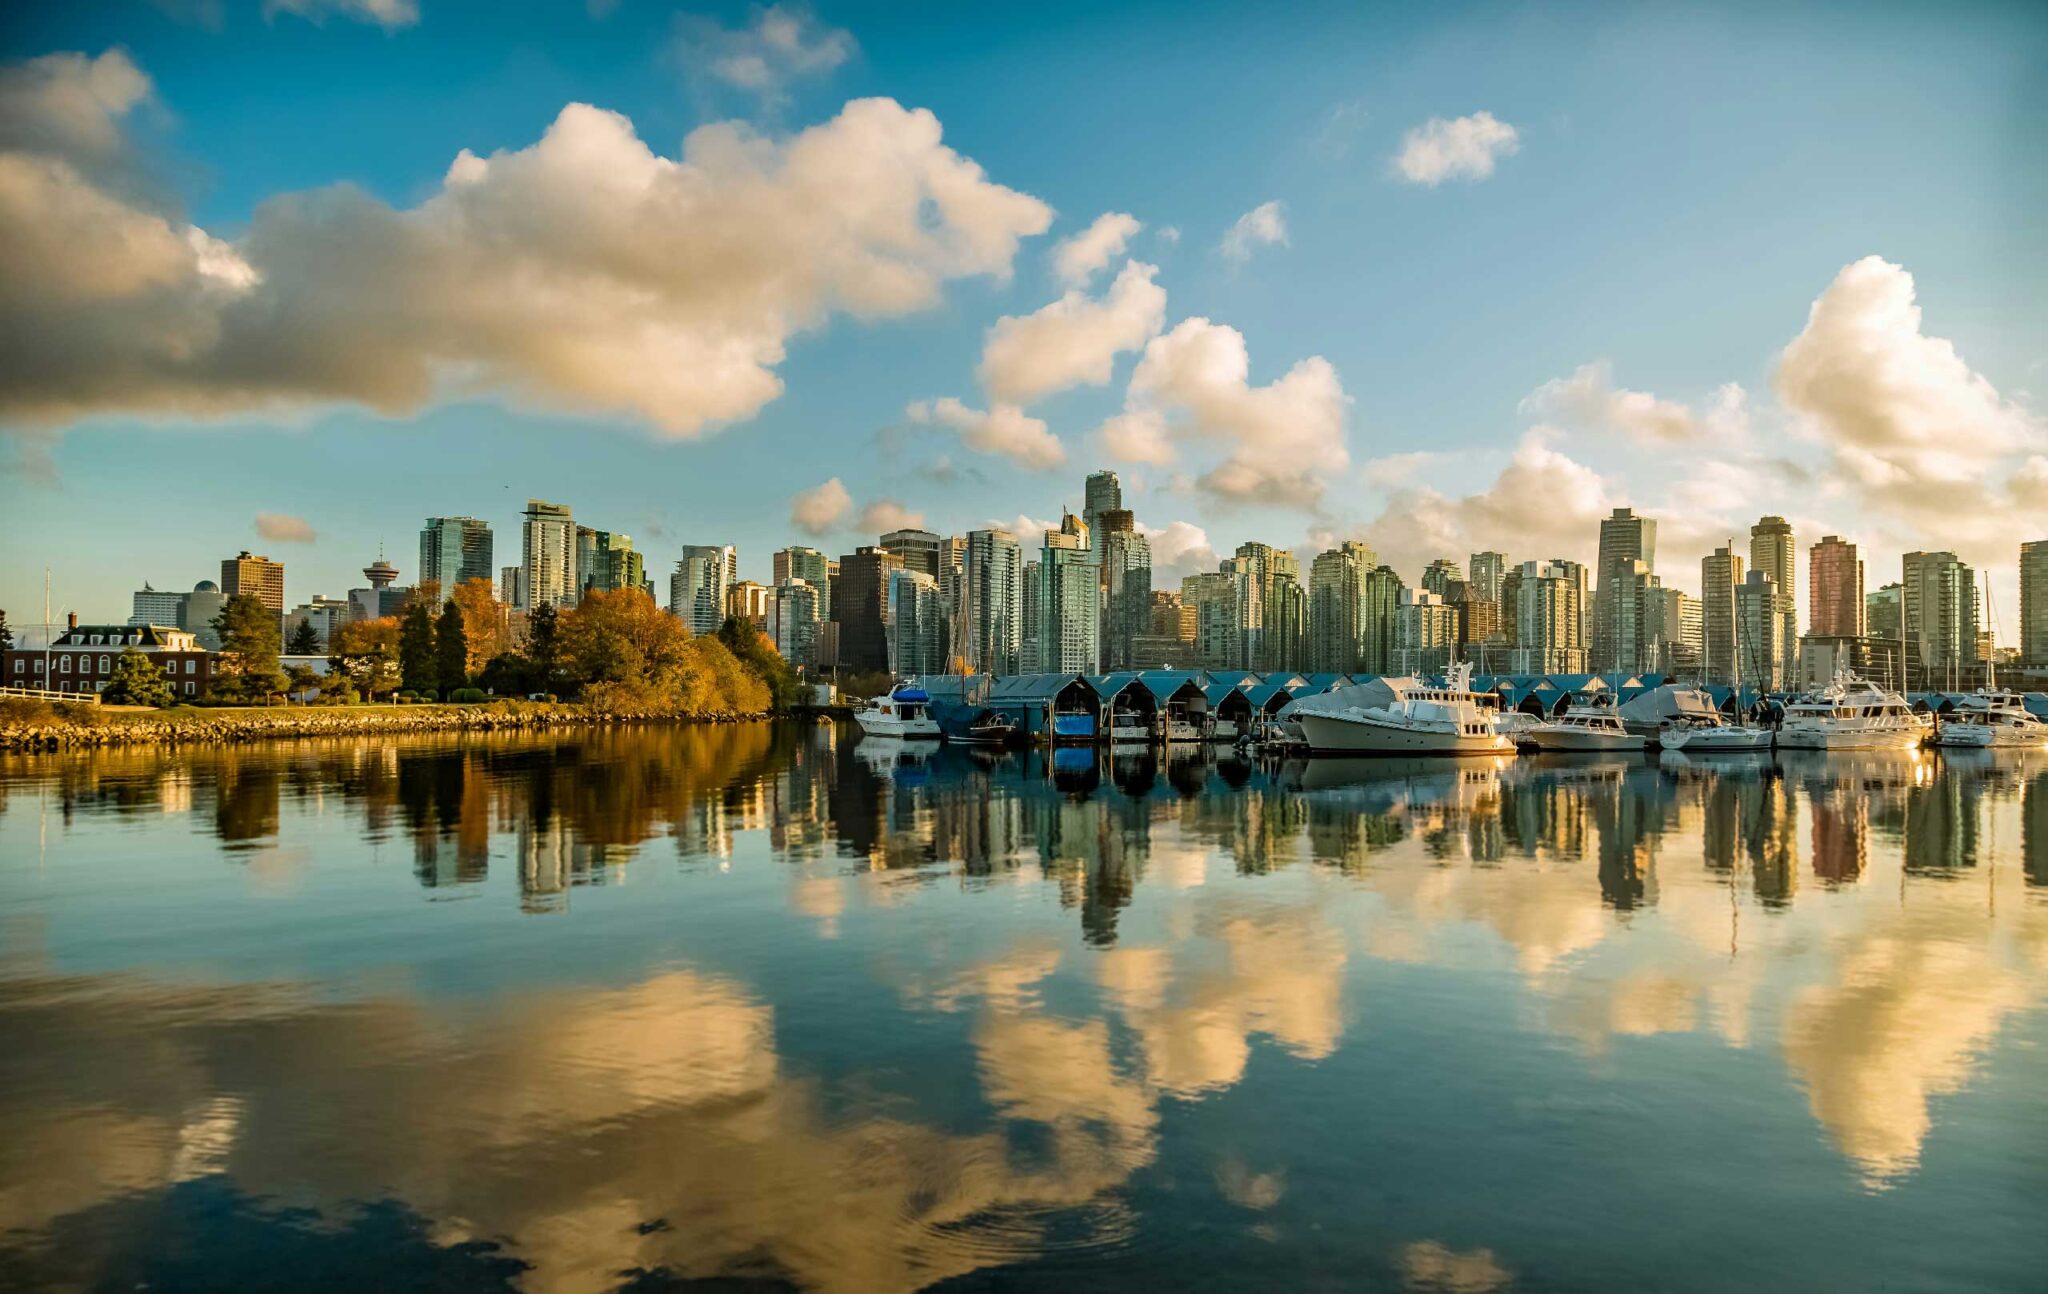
xmin=1100 ymin=317 xmax=1350 ymax=508
xmin=0 ymin=50 xmax=1054 ymax=443
xmin=1051 ymin=211 xmax=1142 ymax=287
xmin=1393 ymin=111 xmax=1519 ymax=185
xmin=859 ymin=498 xmax=924 ymax=534
xmin=1520 ymin=361 xmax=1709 ymax=442
xmin=672 ymin=4 xmax=855 ymax=103
xmin=1219 ymin=200 xmax=1287 ymax=264
xmin=790 ymin=477 xmax=852 ymax=535
xmin=907 ymin=396 xmax=1066 ymax=470
xmin=254 ymin=512 xmax=317 ymax=543
xmin=977 ymin=260 xmax=1165 ymax=406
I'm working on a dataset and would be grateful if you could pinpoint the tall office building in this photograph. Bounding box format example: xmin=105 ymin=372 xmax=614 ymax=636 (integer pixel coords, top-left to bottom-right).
xmin=885 ymin=569 xmax=945 ymax=677
xmin=671 ymin=544 xmax=736 ymax=635
xmin=1082 ymin=470 xmax=1122 ymax=558
xmin=1867 ymin=583 xmax=1903 ymax=642
xmin=499 ymin=566 xmax=524 ymax=609
xmin=1395 ymin=587 xmax=1458 ymax=675
xmin=520 ymin=499 xmax=577 ymax=610
xmin=130 ymin=583 xmax=185 ymax=627
xmin=726 ymin=580 xmax=770 ymax=627
xmin=419 ymin=517 xmax=494 ymax=591
xmin=1700 ymin=545 xmax=1745 ymax=685
xmin=179 ymin=581 xmax=226 ymax=649
xmin=1019 ymin=559 xmax=1043 ymax=672
xmin=1591 ymin=508 xmax=1655 ymax=673
xmin=832 ymin=546 xmax=901 ymax=675
xmin=1597 ymin=558 xmax=1661 ymax=675
xmin=879 ymin=528 xmax=943 ymax=579
xmin=774 ymin=547 xmax=832 ymax=620
xmin=768 ymin=579 xmax=822 ymax=665
xmin=1513 ymin=559 xmax=1587 ymax=675
xmin=349 ymin=556 xmax=403 ymax=623
xmin=1231 ymin=541 xmax=1304 ymax=673
xmin=1901 ymin=550 xmax=1980 ymax=688
xmin=963 ymin=528 xmax=1023 ymax=674
xmin=1097 ymin=510 xmax=1152 ymax=670
xmin=1037 ymin=514 xmax=1099 ymax=673
xmin=1307 ymin=540 xmax=1384 ymax=673
xmin=1750 ymin=516 xmax=1798 ymax=683
xmin=1421 ymin=558 xmax=1464 ymax=598
xmin=1808 ymin=535 xmax=1865 ymax=638
xmin=575 ymin=527 xmax=643 ymax=597
xmin=1735 ymin=571 xmax=1791 ymax=691
xmin=2020 ymin=540 xmax=2048 ymax=670
xmin=937 ymin=534 xmax=968 ymax=668
xmin=220 ymin=551 xmax=285 ymax=614
xmin=1468 ymin=551 xmax=1508 ymax=609
xmin=1183 ymin=570 xmax=1239 ymax=670
xmin=1644 ymin=588 xmax=1702 ymax=678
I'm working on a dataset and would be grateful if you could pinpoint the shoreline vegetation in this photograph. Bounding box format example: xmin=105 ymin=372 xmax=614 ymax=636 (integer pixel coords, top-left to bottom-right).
xmin=3 ymin=587 xmax=814 ymax=751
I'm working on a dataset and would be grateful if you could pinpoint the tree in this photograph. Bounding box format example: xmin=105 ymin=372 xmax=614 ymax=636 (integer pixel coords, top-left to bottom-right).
xmin=285 ymin=663 xmax=321 ymax=701
xmin=717 ymin=615 xmax=801 ymax=711
xmin=398 ymin=601 xmax=439 ymax=696
xmin=286 ymin=619 xmax=321 ymax=655
xmin=0 ymin=609 xmax=12 ymax=654
xmin=211 ymin=594 xmax=284 ymax=702
xmin=329 ymin=617 xmax=400 ymax=701
xmin=526 ymin=603 xmax=561 ymax=692
xmin=436 ymin=599 xmax=469 ymax=690
xmin=450 ymin=578 xmax=506 ymax=674
xmin=557 ymin=588 xmax=691 ymax=697
xmin=101 ymin=648 xmax=175 ymax=707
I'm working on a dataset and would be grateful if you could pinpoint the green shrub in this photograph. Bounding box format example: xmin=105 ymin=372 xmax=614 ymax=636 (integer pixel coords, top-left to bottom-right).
xmin=449 ymin=687 xmax=487 ymax=704
xmin=397 ymin=690 xmax=419 ymax=704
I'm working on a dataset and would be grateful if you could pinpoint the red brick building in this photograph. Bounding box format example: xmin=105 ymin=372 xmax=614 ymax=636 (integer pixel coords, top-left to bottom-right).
xmin=4 ymin=617 xmax=218 ymax=700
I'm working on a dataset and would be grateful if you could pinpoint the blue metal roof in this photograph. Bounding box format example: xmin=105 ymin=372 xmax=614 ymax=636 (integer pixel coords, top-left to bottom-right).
xmin=988 ymin=672 xmax=1094 ymax=702
xmin=1136 ymin=670 xmax=1208 ymax=702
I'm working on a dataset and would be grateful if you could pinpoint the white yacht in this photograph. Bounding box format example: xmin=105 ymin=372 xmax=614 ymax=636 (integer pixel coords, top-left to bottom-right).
xmin=1282 ymin=663 xmax=1513 ymax=756
xmin=1775 ymin=673 xmax=1922 ymax=751
xmin=1932 ymin=690 xmax=2048 ymax=749
xmin=1521 ymin=703 xmax=1645 ymax=753
xmin=854 ymin=684 xmax=943 ymax=740
xmin=1658 ymin=718 xmax=1773 ymax=753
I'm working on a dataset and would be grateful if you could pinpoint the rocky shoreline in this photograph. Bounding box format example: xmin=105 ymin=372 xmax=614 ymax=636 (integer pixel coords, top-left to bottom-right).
xmin=0 ymin=702 xmax=776 ymax=751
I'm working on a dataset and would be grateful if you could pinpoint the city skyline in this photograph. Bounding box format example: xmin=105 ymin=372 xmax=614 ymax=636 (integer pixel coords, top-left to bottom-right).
xmin=1 ymin=2 xmax=2044 ymax=645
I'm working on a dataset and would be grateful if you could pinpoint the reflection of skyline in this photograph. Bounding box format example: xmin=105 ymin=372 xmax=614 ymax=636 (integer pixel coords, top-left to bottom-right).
xmin=4 ymin=733 xmax=2048 ymax=1269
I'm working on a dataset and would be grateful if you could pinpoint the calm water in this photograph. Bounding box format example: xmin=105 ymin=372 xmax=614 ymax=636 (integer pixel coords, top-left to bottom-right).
xmin=2 ymin=723 xmax=2045 ymax=1293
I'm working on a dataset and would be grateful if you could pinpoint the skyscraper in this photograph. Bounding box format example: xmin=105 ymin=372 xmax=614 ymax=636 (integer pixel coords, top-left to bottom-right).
xmin=671 ymin=544 xmax=736 ymax=635
xmin=1421 ymin=558 xmax=1464 ymax=598
xmin=1901 ymin=550 xmax=1979 ymax=688
xmin=1230 ymin=541 xmax=1303 ymax=672
xmin=879 ymin=528 xmax=943 ymax=579
xmin=130 ymin=583 xmax=185 ymax=627
xmin=221 ymin=550 xmax=285 ymax=614
xmin=768 ymin=579 xmax=822 ymax=666
xmin=1809 ymin=535 xmax=1865 ymax=638
xmin=1097 ymin=509 xmax=1152 ymax=670
xmin=1396 ymin=587 xmax=1458 ymax=674
xmin=1082 ymin=470 xmax=1122 ymax=552
xmin=2020 ymin=540 xmax=2048 ymax=670
xmin=774 ymin=546 xmax=831 ymax=619
xmin=1037 ymin=514 xmax=1099 ymax=673
xmin=832 ymin=546 xmax=901 ymax=675
xmin=1701 ymin=545 xmax=1745 ymax=685
xmin=520 ymin=499 xmax=576 ymax=610
xmin=963 ymin=528 xmax=1023 ymax=674
xmin=1182 ymin=570 xmax=1238 ymax=669
xmin=1467 ymin=551 xmax=1508 ymax=607
xmin=419 ymin=517 xmax=494 ymax=590
xmin=1513 ymin=559 xmax=1587 ymax=675
xmin=1592 ymin=508 xmax=1655 ymax=673
xmin=575 ymin=527 xmax=643 ymax=597
xmin=885 ymin=568 xmax=945 ymax=677
xmin=1307 ymin=540 xmax=1381 ymax=673
xmin=1750 ymin=516 xmax=1798 ymax=683
xmin=1735 ymin=570 xmax=1790 ymax=691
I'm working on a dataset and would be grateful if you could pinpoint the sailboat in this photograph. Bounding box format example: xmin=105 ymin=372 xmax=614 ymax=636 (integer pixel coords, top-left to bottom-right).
xmin=1660 ymin=541 xmax=1771 ymax=753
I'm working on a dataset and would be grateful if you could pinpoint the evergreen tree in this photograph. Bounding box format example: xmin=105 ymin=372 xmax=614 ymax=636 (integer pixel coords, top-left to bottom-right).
xmin=398 ymin=601 xmax=440 ymax=696
xmin=286 ymin=619 xmax=321 ymax=655
xmin=101 ymin=648 xmax=175 ymax=707
xmin=211 ymin=594 xmax=283 ymax=702
xmin=0 ymin=608 xmax=12 ymax=654
xmin=436 ymin=599 xmax=469 ymax=690
xmin=525 ymin=603 xmax=561 ymax=692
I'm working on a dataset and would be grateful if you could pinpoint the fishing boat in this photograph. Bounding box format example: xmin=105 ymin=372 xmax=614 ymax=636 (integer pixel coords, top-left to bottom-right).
xmin=1520 ymin=702 xmax=1644 ymax=752
xmin=854 ymin=684 xmax=942 ymax=739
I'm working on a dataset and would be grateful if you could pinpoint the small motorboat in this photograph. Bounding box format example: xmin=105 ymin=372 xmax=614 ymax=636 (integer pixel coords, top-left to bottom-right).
xmin=1520 ymin=703 xmax=1644 ymax=753
xmin=854 ymin=684 xmax=942 ymax=739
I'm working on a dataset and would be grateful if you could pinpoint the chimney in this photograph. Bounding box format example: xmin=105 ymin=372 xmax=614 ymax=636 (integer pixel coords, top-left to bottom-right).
xmin=67 ymin=611 xmax=78 ymax=630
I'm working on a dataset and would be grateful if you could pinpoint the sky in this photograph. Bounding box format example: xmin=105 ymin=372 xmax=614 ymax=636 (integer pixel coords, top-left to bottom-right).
xmin=1 ymin=0 xmax=2044 ymax=638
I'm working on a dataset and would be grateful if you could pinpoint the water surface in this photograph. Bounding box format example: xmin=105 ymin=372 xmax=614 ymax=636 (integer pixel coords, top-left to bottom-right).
xmin=2 ymin=723 xmax=2045 ymax=1292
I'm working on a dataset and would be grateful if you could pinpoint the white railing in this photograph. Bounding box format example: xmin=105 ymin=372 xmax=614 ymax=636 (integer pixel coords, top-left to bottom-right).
xmin=0 ymin=685 xmax=100 ymax=705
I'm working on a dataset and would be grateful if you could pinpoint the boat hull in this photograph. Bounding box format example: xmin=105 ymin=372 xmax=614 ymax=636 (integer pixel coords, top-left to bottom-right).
xmin=1934 ymin=724 xmax=2048 ymax=749
xmin=854 ymin=712 xmax=942 ymax=739
xmin=1774 ymin=723 xmax=1922 ymax=751
xmin=1296 ymin=711 xmax=1512 ymax=756
xmin=1521 ymin=728 xmax=1645 ymax=753
xmin=1659 ymin=726 xmax=1773 ymax=753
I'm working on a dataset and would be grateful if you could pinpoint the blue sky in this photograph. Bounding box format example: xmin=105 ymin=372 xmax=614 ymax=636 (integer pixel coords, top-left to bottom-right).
xmin=1 ymin=0 xmax=2043 ymax=633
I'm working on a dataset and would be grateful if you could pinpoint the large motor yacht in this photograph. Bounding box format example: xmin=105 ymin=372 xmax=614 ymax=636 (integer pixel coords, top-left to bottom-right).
xmin=1932 ymin=690 xmax=2048 ymax=749
xmin=854 ymin=684 xmax=943 ymax=740
xmin=1521 ymin=703 xmax=1644 ymax=753
xmin=1282 ymin=663 xmax=1513 ymax=756
xmin=1775 ymin=673 xmax=1922 ymax=751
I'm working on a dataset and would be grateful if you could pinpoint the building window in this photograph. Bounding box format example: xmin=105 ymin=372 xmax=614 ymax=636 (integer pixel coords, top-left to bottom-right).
xmin=186 ymin=659 xmax=196 ymax=674
xmin=10 ymin=659 xmax=18 ymax=674
xmin=58 ymin=655 xmax=70 ymax=673
xmin=32 ymin=659 xmax=42 ymax=674
xmin=99 ymin=655 xmax=111 ymax=672
xmin=184 ymin=681 xmax=195 ymax=695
